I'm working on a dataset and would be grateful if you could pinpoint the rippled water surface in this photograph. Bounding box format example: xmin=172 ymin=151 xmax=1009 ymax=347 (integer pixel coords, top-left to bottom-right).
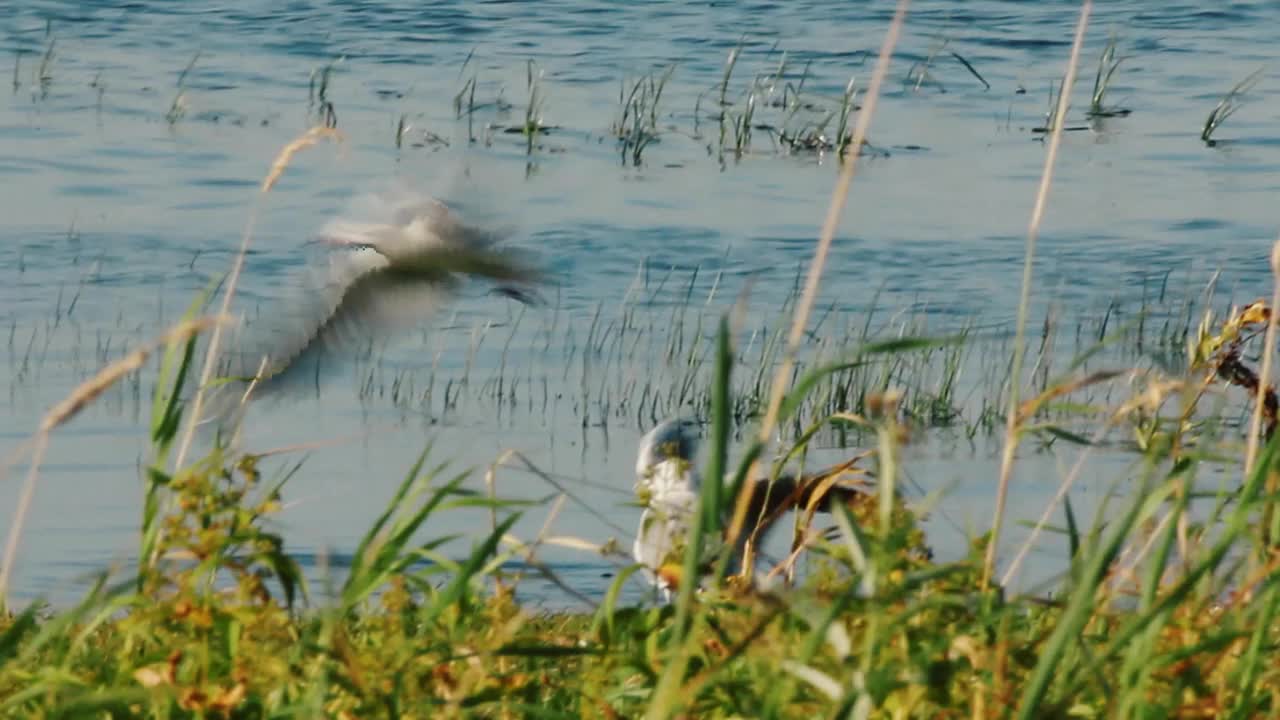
xmin=3 ymin=1 xmax=1279 ymax=606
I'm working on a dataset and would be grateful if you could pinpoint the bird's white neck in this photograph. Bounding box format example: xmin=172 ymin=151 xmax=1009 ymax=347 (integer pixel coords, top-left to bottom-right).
xmin=637 ymin=458 xmax=701 ymax=504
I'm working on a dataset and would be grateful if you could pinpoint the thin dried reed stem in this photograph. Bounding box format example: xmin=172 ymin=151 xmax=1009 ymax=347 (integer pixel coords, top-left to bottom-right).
xmin=982 ymin=0 xmax=1092 ymax=591
xmin=42 ymin=319 xmax=222 ymax=434
xmin=262 ymin=126 xmax=343 ymax=193
xmin=724 ymin=0 xmax=910 ymax=564
xmin=253 ymin=428 xmax=375 ymax=459
xmin=0 ymin=316 xmax=224 ymax=606
xmin=1246 ymin=239 xmax=1280 ymax=558
xmin=173 ymin=126 xmax=344 ymax=471
xmin=229 ymin=356 xmax=271 ymax=450
xmin=1243 ymin=238 xmax=1280 ymax=479
xmin=1126 ymin=508 xmax=1174 ymax=567
xmin=999 ymin=371 xmax=1162 ymax=589
xmin=0 ymin=434 xmax=46 ymax=609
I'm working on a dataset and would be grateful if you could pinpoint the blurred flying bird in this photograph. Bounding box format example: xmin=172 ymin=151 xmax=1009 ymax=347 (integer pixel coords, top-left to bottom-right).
xmin=202 ymin=183 xmax=542 ymax=430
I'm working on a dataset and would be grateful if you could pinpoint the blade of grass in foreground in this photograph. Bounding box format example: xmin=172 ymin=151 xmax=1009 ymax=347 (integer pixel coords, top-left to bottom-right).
xmin=1056 ymin=433 xmax=1280 ymax=703
xmin=702 ymin=315 xmax=732 ymax=543
xmin=343 ymin=454 xmax=476 ymax=610
xmin=645 ymin=6 xmax=911 ymax=718
xmin=0 ymin=316 xmax=221 ymax=608
xmin=1228 ymin=583 xmax=1280 ymax=717
xmin=420 ymin=512 xmax=521 ymax=626
xmin=139 ymin=279 xmax=220 ymax=586
xmin=1245 ymin=240 xmax=1280 ymax=543
xmin=1015 ymin=457 xmax=1161 ymax=718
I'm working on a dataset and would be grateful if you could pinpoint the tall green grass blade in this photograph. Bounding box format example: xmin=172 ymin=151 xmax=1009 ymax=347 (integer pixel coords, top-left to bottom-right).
xmin=1060 ymin=433 xmax=1280 ymax=701
xmin=1228 ymin=583 xmax=1280 ymax=718
xmin=421 ymin=512 xmax=521 ymax=626
xmin=1016 ymin=463 xmax=1166 ymax=717
xmin=703 ymin=316 xmax=732 ymax=538
xmin=0 ymin=603 xmax=39 ymax=665
xmin=150 ymin=273 xmax=221 ymax=453
xmin=1062 ymin=493 xmax=1080 ymax=561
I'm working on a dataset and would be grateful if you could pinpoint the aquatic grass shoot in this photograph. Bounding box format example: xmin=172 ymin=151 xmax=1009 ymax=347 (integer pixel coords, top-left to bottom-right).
xmin=614 ymin=65 xmax=675 ymax=166
xmin=35 ymin=29 xmax=55 ymax=98
xmin=1087 ymin=31 xmax=1131 ymax=118
xmin=519 ymin=59 xmax=550 ymax=156
xmin=718 ymin=36 xmax=744 ymax=110
xmin=1201 ymin=66 xmax=1264 ymax=145
xmin=905 ymin=32 xmax=989 ymax=93
xmin=307 ymin=56 xmax=344 ymax=129
xmin=165 ymin=51 xmax=201 ymax=126
xmin=453 ymin=73 xmax=479 ymax=142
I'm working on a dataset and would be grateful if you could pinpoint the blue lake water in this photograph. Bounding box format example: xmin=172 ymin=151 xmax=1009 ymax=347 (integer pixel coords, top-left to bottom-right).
xmin=1 ymin=0 xmax=1278 ymax=607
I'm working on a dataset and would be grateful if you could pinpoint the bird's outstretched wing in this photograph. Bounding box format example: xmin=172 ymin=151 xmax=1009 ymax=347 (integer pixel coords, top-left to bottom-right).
xmin=218 ymin=250 xmax=452 ymax=396
xmin=736 ymin=456 xmax=873 ymax=540
xmin=200 ymin=185 xmax=541 ymax=431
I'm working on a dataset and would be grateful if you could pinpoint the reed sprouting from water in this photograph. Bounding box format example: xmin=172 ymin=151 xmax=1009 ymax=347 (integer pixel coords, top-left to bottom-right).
xmin=1201 ymin=67 xmax=1264 ymax=145
xmin=614 ymin=65 xmax=675 ymax=166
xmin=905 ymin=32 xmax=989 ymax=93
xmin=1087 ymin=31 xmax=1131 ymax=118
xmin=34 ymin=27 xmax=55 ymax=99
xmin=513 ymin=59 xmax=553 ymax=157
xmin=164 ymin=52 xmax=201 ymax=126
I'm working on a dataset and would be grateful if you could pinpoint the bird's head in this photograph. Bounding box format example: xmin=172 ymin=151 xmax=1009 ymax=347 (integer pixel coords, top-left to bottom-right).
xmin=635 ymin=418 xmax=701 ymax=494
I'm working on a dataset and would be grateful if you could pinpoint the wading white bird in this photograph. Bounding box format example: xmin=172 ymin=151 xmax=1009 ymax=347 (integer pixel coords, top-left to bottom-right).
xmin=632 ymin=419 xmax=705 ymax=600
xmin=204 ymin=184 xmax=541 ymax=430
xmin=632 ymin=418 xmax=870 ymax=601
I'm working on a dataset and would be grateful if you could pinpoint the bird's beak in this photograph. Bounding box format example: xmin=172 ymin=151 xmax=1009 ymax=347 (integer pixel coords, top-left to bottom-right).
xmin=315 ymin=222 xmax=387 ymax=249
xmin=489 ymin=285 xmax=548 ymax=307
xmin=314 ymin=234 xmax=363 ymax=248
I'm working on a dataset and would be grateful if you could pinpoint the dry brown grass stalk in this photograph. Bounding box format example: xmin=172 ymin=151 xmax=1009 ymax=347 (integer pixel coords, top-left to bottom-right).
xmin=173 ymin=126 xmax=345 ymax=472
xmin=1247 ymin=239 xmax=1280 ymax=555
xmin=0 ymin=315 xmax=226 ymax=607
xmin=1244 ymin=238 xmax=1280 ymax=479
xmin=1000 ymin=369 xmax=1167 ymax=590
xmin=724 ymin=0 xmax=911 ymax=575
xmin=261 ymin=126 xmax=344 ymax=193
xmin=41 ymin=318 xmax=223 ymax=434
xmin=983 ymin=0 xmax=1092 ymax=592
xmin=0 ymin=434 xmax=46 ymax=612
xmin=252 ymin=427 xmax=378 ymax=459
